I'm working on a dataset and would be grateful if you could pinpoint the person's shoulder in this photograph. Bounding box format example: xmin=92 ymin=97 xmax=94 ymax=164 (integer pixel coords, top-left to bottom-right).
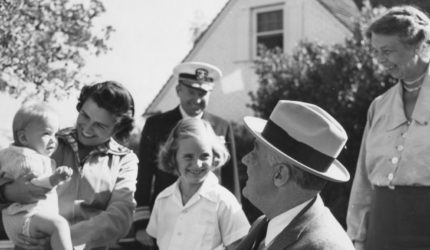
xmin=146 ymin=111 xmax=167 ymax=122
xmin=203 ymin=113 xmax=232 ymax=135
xmin=145 ymin=108 xmax=180 ymax=126
xmin=0 ymin=145 xmax=24 ymax=162
xmin=148 ymin=108 xmax=179 ymax=121
xmin=207 ymin=183 xmax=240 ymax=206
xmin=0 ymin=146 xmax=48 ymax=171
xmin=1 ymin=145 xmax=40 ymax=158
xmin=299 ymin=229 xmax=355 ymax=250
xmin=154 ymin=182 xmax=176 ymax=201
xmin=0 ymin=145 xmax=14 ymax=154
xmin=371 ymin=83 xmax=399 ymax=107
xmin=366 ymin=84 xmax=400 ymax=121
xmin=204 ymin=112 xmax=229 ymax=124
xmin=298 ymin=208 xmax=354 ymax=249
xmin=108 ymin=139 xmax=136 ymax=157
xmin=297 ymin=238 xmax=355 ymax=250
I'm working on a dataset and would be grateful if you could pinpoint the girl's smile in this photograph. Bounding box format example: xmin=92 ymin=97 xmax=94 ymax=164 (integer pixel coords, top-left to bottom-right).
xmin=176 ymin=136 xmax=214 ymax=186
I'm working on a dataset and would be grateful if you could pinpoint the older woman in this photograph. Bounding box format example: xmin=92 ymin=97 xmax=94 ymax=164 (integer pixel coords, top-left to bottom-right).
xmin=347 ymin=5 xmax=430 ymax=250
xmin=2 ymin=81 xmax=138 ymax=250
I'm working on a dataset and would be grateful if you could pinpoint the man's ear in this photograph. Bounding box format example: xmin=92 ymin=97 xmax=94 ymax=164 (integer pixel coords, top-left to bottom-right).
xmin=16 ymin=130 xmax=28 ymax=146
xmin=175 ymin=84 xmax=181 ymax=94
xmin=273 ymin=163 xmax=291 ymax=187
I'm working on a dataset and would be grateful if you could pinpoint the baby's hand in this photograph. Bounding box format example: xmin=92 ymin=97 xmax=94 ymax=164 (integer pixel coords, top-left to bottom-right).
xmin=48 ymin=166 xmax=73 ymax=186
xmin=55 ymin=166 xmax=73 ymax=181
xmin=31 ymin=166 xmax=73 ymax=189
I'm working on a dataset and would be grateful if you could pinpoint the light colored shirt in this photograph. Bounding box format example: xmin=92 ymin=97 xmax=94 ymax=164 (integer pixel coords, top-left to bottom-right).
xmin=347 ymin=72 xmax=430 ymax=243
xmin=146 ymin=172 xmax=250 ymax=250
xmin=0 ymin=146 xmax=60 ymax=245
xmin=52 ymin=128 xmax=138 ymax=249
xmin=0 ymin=146 xmax=58 ymax=215
xmin=265 ymin=199 xmax=312 ymax=247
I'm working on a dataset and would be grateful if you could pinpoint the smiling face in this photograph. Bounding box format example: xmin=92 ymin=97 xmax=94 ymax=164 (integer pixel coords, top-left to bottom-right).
xmin=21 ymin=115 xmax=59 ymax=156
xmin=176 ymin=83 xmax=211 ymax=117
xmin=76 ymin=98 xmax=118 ymax=146
xmin=176 ymin=136 xmax=214 ymax=188
xmin=370 ymin=33 xmax=422 ymax=80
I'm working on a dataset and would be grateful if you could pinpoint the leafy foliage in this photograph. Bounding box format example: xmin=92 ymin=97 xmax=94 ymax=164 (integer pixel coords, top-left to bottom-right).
xmin=0 ymin=0 xmax=113 ymax=101
xmin=247 ymin=1 xmax=396 ymax=226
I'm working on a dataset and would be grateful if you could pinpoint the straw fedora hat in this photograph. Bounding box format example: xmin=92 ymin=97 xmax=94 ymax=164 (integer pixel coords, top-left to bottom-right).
xmin=243 ymin=100 xmax=350 ymax=182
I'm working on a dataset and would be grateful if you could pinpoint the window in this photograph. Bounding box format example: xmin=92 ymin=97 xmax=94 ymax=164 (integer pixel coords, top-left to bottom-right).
xmin=253 ymin=6 xmax=284 ymax=56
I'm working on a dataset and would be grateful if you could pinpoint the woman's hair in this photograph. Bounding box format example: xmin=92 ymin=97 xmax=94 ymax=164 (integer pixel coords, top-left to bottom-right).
xmin=158 ymin=118 xmax=230 ymax=176
xmin=76 ymin=81 xmax=135 ymax=143
xmin=12 ymin=102 xmax=58 ymax=146
xmin=365 ymin=5 xmax=430 ymax=46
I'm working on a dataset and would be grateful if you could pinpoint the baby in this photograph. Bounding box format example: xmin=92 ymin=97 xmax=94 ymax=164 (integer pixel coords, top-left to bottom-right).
xmin=0 ymin=103 xmax=73 ymax=250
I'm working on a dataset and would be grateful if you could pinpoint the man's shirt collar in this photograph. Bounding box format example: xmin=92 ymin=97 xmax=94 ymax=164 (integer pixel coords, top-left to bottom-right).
xmin=265 ymin=198 xmax=313 ymax=247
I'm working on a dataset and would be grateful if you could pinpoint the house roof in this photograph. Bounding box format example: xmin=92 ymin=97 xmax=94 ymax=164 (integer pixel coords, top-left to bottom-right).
xmin=143 ymin=0 xmax=233 ymax=115
xmin=317 ymin=0 xmax=360 ymax=31
xmin=143 ymin=0 xmax=359 ymax=115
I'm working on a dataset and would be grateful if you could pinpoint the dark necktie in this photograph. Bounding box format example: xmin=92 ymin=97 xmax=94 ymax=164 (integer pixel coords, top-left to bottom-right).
xmin=252 ymin=218 xmax=269 ymax=250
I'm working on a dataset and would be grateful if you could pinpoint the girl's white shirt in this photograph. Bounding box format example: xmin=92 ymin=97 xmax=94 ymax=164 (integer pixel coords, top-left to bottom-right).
xmin=146 ymin=172 xmax=250 ymax=250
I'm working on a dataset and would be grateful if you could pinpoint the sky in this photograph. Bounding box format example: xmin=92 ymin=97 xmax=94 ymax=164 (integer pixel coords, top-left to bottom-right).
xmin=85 ymin=0 xmax=229 ymax=116
xmin=0 ymin=0 xmax=229 ymax=137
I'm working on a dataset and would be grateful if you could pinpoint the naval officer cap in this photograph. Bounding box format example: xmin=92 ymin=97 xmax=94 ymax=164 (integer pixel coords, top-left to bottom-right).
xmin=173 ymin=61 xmax=222 ymax=91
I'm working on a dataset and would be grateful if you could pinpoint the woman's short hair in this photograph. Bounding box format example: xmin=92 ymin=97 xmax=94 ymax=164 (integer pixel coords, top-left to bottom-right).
xmin=365 ymin=5 xmax=430 ymax=46
xmin=76 ymin=81 xmax=135 ymax=143
xmin=158 ymin=118 xmax=230 ymax=176
xmin=12 ymin=102 xmax=58 ymax=146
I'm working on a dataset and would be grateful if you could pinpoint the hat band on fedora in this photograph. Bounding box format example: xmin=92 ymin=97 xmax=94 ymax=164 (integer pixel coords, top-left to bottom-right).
xmin=262 ymin=120 xmax=335 ymax=172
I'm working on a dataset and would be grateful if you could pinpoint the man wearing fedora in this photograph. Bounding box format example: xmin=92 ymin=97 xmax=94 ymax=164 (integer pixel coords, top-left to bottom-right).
xmin=236 ymin=100 xmax=354 ymax=250
xmin=134 ymin=61 xmax=241 ymax=246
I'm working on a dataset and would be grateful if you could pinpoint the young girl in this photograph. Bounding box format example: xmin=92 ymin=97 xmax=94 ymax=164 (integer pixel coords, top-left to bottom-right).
xmin=0 ymin=103 xmax=73 ymax=250
xmin=141 ymin=118 xmax=250 ymax=250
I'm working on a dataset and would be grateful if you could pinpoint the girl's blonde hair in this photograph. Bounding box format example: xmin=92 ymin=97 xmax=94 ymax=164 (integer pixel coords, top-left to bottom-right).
xmin=158 ymin=118 xmax=230 ymax=176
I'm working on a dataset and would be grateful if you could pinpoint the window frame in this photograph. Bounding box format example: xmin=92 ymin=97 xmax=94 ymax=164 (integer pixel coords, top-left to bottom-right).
xmin=251 ymin=4 xmax=284 ymax=58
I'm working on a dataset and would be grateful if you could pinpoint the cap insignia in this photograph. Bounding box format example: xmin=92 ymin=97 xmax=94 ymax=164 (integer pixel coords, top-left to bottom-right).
xmin=195 ymin=68 xmax=209 ymax=82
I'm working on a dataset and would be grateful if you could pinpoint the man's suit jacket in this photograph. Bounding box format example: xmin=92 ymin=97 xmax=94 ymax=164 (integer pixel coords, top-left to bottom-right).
xmin=236 ymin=195 xmax=354 ymax=250
xmin=134 ymin=106 xmax=240 ymax=228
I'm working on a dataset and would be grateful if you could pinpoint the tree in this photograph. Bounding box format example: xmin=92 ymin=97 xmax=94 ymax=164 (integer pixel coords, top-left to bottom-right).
xmin=189 ymin=10 xmax=209 ymax=45
xmin=0 ymin=0 xmax=113 ymax=101
xmin=247 ymin=1 xmax=395 ymax=226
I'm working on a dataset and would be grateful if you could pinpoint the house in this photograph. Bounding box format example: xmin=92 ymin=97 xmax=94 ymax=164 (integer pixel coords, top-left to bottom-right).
xmin=144 ymin=0 xmax=360 ymax=122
